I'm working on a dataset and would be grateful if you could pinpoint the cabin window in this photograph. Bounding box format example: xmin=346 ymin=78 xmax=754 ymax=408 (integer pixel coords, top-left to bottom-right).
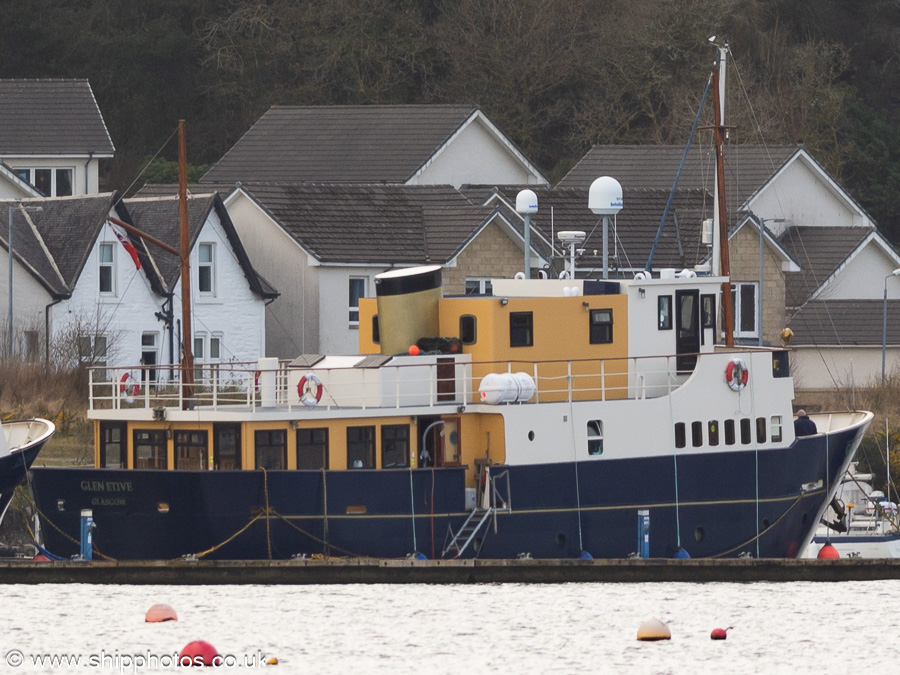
xmin=724 ymin=419 xmax=736 ymax=445
xmin=691 ymin=421 xmax=703 ymax=447
xmin=731 ymin=282 xmax=758 ymax=339
xmin=509 ymin=312 xmax=533 ymax=347
xmin=99 ymin=422 xmax=126 ymax=468
xmin=771 ymin=416 xmax=783 ymax=443
xmin=740 ymin=418 xmax=752 ymax=445
xmin=214 ymin=424 xmax=241 ymax=470
xmin=587 ymin=420 xmax=604 ymax=455
xmin=347 ymin=426 xmax=375 ymax=468
xmin=198 ymin=243 xmax=215 ymax=294
xmin=756 ymin=417 xmax=767 ymax=444
xmin=99 ymin=243 xmax=115 ymax=294
xmin=589 ymin=309 xmax=613 ymax=344
xmin=382 ymin=425 xmax=410 ymax=468
xmin=658 ymin=296 xmax=672 ymax=330
xmin=15 ymin=167 xmax=73 ymax=196
xmin=175 ymin=430 xmax=209 ymax=470
xmin=255 ymin=429 xmax=287 ymax=469
xmin=708 ymin=421 xmax=719 ymax=446
xmin=297 ymin=428 xmax=329 ymax=470
xmin=133 ymin=429 xmax=167 ymax=470
xmin=674 ymin=422 xmax=686 ymax=449
xmin=372 ymin=315 xmax=380 ymax=344
xmin=701 ymin=294 xmax=716 ymax=329
xmin=465 ymin=278 xmax=493 ymax=295
xmin=460 ymin=315 xmax=477 ymax=345
xmin=349 ymin=278 xmax=366 ymax=326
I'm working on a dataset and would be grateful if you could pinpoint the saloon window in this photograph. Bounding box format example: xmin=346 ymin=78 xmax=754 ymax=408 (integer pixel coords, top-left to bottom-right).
xmin=255 ymin=429 xmax=287 ymax=470
xmin=100 ymin=422 xmax=126 ymax=468
xmin=297 ymin=428 xmax=329 ymax=470
xmin=134 ymin=429 xmax=167 ymax=470
xmin=176 ymin=430 xmax=209 ymax=470
xmin=347 ymin=426 xmax=375 ymax=469
xmin=382 ymin=425 xmax=410 ymax=468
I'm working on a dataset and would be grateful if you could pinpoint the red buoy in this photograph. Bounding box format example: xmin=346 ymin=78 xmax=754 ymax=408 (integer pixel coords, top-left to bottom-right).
xmin=817 ymin=542 xmax=840 ymax=559
xmin=31 ymin=554 xmax=51 ymax=563
xmin=145 ymin=604 xmax=178 ymax=622
xmin=408 ymin=345 xmax=420 ymax=356
xmin=710 ymin=627 xmax=729 ymax=640
xmin=179 ymin=641 xmax=218 ymax=667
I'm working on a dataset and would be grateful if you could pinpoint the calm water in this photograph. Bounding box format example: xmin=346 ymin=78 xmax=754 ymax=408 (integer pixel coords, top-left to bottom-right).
xmin=1 ymin=581 xmax=898 ymax=674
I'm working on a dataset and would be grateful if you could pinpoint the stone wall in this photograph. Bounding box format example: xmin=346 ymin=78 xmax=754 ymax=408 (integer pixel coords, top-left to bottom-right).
xmin=443 ymin=222 xmax=526 ymax=295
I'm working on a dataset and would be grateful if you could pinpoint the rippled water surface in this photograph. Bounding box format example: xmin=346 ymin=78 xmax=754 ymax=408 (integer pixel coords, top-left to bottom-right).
xmin=1 ymin=581 xmax=898 ymax=674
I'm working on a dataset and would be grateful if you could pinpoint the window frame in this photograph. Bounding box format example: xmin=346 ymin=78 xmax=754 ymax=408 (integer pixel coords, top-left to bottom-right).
xmin=133 ymin=429 xmax=168 ymax=470
xmin=99 ymin=242 xmax=115 ymax=295
xmin=349 ymin=277 xmax=366 ymax=326
xmin=465 ymin=278 xmax=493 ymax=296
xmin=14 ymin=166 xmax=74 ymax=197
xmin=658 ymin=295 xmax=672 ymax=330
xmin=198 ymin=242 xmax=215 ymax=295
xmin=254 ymin=429 xmax=287 ymax=469
xmin=589 ymin=308 xmax=613 ymax=344
xmin=381 ymin=424 xmax=410 ymax=468
xmin=347 ymin=425 xmax=375 ymax=469
xmin=587 ymin=420 xmax=604 ymax=456
xmin=297 ymin=427 xmax=329 ymax=470
xmin=509 ymin=311 xmax=534 ymax=347
xmin=175 ymin=430 xmax=209 ymax=470
xmin=731 ymin=282 xmax=759 ymax=339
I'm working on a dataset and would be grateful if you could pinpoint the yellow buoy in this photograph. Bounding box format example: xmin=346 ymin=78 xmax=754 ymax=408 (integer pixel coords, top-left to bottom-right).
xmin=266 ymin=657 xmax=279 ymax=665
xmin=637 ymin=618 xmax=671 ymax=641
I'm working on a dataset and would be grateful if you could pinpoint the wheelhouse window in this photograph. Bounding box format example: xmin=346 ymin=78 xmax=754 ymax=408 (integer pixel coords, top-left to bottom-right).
xmin=134 ymin=429 xmax=167 ymax=469
xmin=589 ymin=309 xmax=613 ymax=344
xmin=99 ymin=243 xmax=115 ymax=294
xmin=297 ymin=428 xmax=329 ymax=470
xmin=255 ymin=429 xmax=287 ymax=469
xmin=658 ymin=296 xmax=672 ymax=330
xmin=349 ymin=277 xmax=366 ymax=326
xmin=15 ymin=167 xmax=73 ymax=196
xmin=587 ymin=420 xmax=604 ymax=455
xmin=347 ymin=426 xmax=375 ymax=468
xmin=99 ymin=422 xmax=126 ymax=468
xmin=382 ymin=425 xmax=410 ymax=468
xmin=731 ymin=282 xmax=758 ymax=339
xmin=175 ymin=430 xmax=208 ymax=470
xmin=509 ymin=312 xmax=533 ymax=347
xmin=701 ymin=294 xmax=716 ymax=329
xmin=198 ymin=243 xmax=215 ymax=294
xmin=465 ymin=278 xmax=493 ymax=295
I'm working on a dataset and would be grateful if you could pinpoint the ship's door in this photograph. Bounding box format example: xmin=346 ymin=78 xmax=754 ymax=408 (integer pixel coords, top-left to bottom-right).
xmin=675 ymin=289 xmax=700 ymax=373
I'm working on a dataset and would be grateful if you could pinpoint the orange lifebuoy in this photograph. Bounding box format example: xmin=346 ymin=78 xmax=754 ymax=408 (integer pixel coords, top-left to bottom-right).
xmin=119 ymin=372 xmax=140 ymax=402
xmin=297 ymin=372 xmax=324 ymax=407
xmin=725 ymin=358 xmax=749 ymax=391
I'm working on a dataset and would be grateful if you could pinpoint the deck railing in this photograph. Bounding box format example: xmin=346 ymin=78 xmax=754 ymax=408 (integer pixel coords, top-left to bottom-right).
xmin=88 ymin=353 xmax=707 ymax=413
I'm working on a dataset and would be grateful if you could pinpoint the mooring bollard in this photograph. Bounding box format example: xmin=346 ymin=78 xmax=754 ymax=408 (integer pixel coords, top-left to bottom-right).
xmin=79 ymin=509 xmax=95 ymax=561
xmin=637 ymin=509 xmax=650 ymax=558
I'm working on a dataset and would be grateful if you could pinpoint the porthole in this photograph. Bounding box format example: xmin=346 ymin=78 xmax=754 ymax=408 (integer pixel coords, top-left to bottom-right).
xmin=527 ymin=430 xmax=535 ymax=441
xmin=56 ymin=499 xmax=66 ymax=512
xmin=694 ymin=527 xmax=705 ymax=543
xmin=157 ymin=502 xmax=170 ymax=514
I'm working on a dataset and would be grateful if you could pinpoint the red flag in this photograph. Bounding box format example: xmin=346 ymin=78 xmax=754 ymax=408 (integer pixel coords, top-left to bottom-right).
xmin=113 ymin=227 xmax=141 ymax=270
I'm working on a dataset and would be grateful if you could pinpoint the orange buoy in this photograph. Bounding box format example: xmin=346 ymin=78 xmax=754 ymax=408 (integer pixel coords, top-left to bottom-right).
xmin=710 ymin=627 xmax=730 ymax=640
xmin=637 ymin=618 xmax=671 ymax=641
xmin=145 ymin=604 xmax=178 ymax=622
xmin=817 ymin=542 xmax=840 ymax=559
xmin=31 ymin=554 xmax=51 ymax=563
xmin=408 ymin=345 xmax=420 ymax=356
xmin=266 ymin=657 xmax=279 ymax=665
xmin=179 ymin=641 xmax=218 ymax=666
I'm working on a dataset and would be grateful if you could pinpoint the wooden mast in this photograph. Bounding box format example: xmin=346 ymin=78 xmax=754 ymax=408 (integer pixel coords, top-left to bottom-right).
xmin=712 ymin=65 xmax=735 ymax=347
xmin=178 ymin=120 xmax=195 ymax=408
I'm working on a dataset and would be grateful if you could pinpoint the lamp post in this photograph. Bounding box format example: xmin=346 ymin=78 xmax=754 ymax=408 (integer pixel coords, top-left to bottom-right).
xmin=7 ymin=202 xmax=42 ymax=358
xmin=882 ymin=268 xmax=900 ymax=385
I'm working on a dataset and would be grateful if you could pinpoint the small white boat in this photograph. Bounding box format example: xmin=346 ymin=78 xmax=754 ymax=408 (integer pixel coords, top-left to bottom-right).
xmin=0 ymin=418 xmax=56 ymax=525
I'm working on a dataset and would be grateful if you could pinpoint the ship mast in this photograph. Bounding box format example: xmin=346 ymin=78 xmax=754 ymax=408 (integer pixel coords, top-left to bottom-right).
xmin=178 ymin=120 xmax=195 ymax=408
xmin=711 ymin=45 xmax=735 ymax=347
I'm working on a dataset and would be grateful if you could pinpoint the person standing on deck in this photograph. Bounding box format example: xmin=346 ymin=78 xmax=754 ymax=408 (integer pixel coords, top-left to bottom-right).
xmin=794 ymin=410 xmax=817 ymax=436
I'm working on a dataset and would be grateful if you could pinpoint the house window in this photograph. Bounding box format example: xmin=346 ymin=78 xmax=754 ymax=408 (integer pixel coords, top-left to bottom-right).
xmin=198 ymin=243 xmax=214 ymax=294
xmin=465 ymin=278 xmax=493 ymax=295
xmin=589 ymin=309 xmax=613 ymax=344
xmin=460 ymin=315 xmax=477 ymax=344
xmin=587 ymin=420 xmax=604 ymax=455
xmin=297 ymin=428 xmax=329 ymax=470
xmin=349 ymin=278 xmax=366 ymax=325
xmin=658 ymin=296 xmax=672 ymax=330
xmin=15 ymin=167 xmax=73 ymax=196
xmin=134 ymin=429 xmax=167 ymax=470
xmin=99 ymin=422 xmax=126 ymax=468
xmin=347 ymin=426 xmax=375 ymax=468
xmin=255 ymin=429 xmax=287 ymax=469
xmin=99 ymin=243 xmax=115 ymax=294
xmin=78 ymin=335 xmax=107 ymax=366
xmin=509 ymin=312 xmax=533 ymax=347
xmin=731 ymin=282 xmax=758 ymax=338
xmin=382 ymin=425 xmax=410 ymax=468
xmin=175 ymin=430 xmax=208 ymax=470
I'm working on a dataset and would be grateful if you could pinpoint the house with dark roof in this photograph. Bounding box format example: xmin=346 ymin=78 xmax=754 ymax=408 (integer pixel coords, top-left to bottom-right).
xmin=223 ymin=183 xmax=552 ymax=357
xmin=0 ymin=192 xmax=276 ymax=373
xmin=0 ymin=80 xmax=115 ymax=198
xmin=559 ymin=144 xmax=900 ymax=390
xmin=201 ymin=105 xmax=547 ymax=189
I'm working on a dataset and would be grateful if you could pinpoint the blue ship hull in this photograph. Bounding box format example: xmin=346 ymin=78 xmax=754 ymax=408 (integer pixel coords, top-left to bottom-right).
xmin=30 ymin=424 xmax=864 ymax=560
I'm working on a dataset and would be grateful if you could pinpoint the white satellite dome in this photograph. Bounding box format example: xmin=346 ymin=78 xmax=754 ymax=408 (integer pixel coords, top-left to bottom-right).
xmin=588 ymin=176 xmax=623 ymax=215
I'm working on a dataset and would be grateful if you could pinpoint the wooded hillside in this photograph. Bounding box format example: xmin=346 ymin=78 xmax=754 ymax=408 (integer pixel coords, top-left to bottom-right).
xmin=2 ymin=0 xmax=898 ymax=237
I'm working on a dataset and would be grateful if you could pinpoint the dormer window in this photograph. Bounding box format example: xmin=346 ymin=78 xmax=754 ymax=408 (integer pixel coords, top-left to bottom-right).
xmin=198 ymin=243 xmax=215 ymax=294
xmin=15 ymin=167 xmax=73 ymax=197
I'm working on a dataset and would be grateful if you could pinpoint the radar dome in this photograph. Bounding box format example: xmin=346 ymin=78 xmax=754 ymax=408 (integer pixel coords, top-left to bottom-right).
xmin=588 ymin=176 xmax=623 ymax=215
xmin=515 ymin=189 xmax=538 ymax=214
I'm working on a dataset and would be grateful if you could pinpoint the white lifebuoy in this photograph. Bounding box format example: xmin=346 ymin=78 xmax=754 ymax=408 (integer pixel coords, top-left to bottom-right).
xmin=297 ymin=372 xmax=324 ymax=407
xmin=725 ymin=358 xmax=749 ymax=391
xmin=119 ymin=372 xmax=140 ymax=403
